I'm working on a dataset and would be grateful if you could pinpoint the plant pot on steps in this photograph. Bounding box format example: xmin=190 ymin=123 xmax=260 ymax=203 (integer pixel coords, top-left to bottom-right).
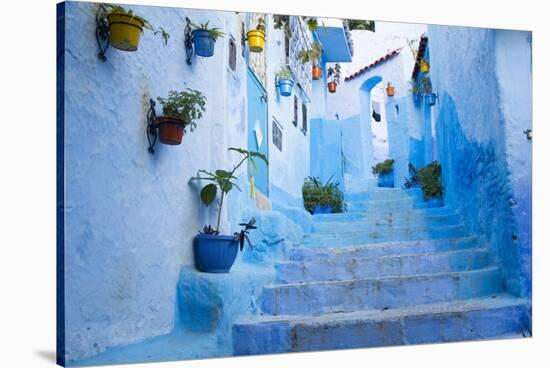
xmin=194 ymin=234 xmax=239 ymax=273
xmin=156 ymin=116 xmax=187 ymax=145
xmin=246 ymin=29 xmax=265 ymax=52
xmin=313 ymin=204 xmax=333 ymax=214
xmin=191 ymin=29 xmax=216 ymax=57
xmin=378 ymin=171 xmax=395 ymax=188
xmin=424 ymin=197 xmax=443 ymax=208
xmin=277 ymin=79 xmax=294 ymax=97
xmin=108 ymin=12 xmax=144 ymax=51
xmin=327 ymin=81 xmax=337 ymax=93
xmin=312 ymin=65 xmax=322 ymax=80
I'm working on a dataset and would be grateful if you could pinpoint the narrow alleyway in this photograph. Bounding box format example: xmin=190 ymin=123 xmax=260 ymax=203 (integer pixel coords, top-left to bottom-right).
xmin=233 ymin=182 xmax=531 ymax=354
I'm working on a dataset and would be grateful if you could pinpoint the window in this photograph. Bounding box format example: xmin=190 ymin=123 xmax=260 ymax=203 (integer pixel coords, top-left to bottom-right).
xmin=272 ymin=118 xmax=283 ymax=151
xmin=293 ymin=96 xmax=298 ymax=127
xmin=228 ymin=36 xmax=237 ymax=72
xmin=302 ymin=102 xmax=308 ymax=134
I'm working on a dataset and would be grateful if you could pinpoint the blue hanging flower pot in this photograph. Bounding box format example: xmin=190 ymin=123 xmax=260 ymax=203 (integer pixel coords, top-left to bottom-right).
xmin=277 ymin=79 xmax=294 ymax=97
xmin=425 ymin=93 xmax=437 ymax=107
xmin=192 ymin=29 xmax=216 ymax=57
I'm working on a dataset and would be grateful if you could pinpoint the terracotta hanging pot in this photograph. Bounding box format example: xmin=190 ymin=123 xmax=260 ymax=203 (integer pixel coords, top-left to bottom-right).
xmin=327 ymin=81 xmax=337 ymax=93
xmin=312 ymin=65 xmax=322 ymax=80
xmin=386 ymin=84 xmax=395 ymax=97
xmin=156 ymin=117 xmax=187 ymax=145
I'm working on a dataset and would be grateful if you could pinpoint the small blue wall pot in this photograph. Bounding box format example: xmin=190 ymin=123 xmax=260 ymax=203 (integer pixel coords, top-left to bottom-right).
xmin=277 ymin=79 xmax=294 ymax=97
xmin=194 ymin=234 xmax=238 ymax=273
xmin=378 ymin=171 xmax=395 ymax=188
xmin=192 ymin=29 xmax=216 ymax=57
xmin=313 ymin=204 xmax=333 ymax=214
xmin=425 ymin=93 xmax=437 ymax=106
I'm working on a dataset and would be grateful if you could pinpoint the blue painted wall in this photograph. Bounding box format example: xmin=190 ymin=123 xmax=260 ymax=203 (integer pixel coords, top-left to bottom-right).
xmin=428 ymin=25 xmax=532 ymax=297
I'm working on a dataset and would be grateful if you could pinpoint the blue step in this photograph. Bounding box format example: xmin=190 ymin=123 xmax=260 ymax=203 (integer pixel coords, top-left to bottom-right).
xmin=304 ymin=224 xmax=468 ymax=247
xmin=346 ymin=198 xmax=415 ymax=212
xmin=276 ymin=248 xmax=491 ymax=283
xmin=261 ymin=267 xmax=502 ymax=315
xmin=233 ymin=295 xmax=530 ymax=355
xmin=312 ymin=206 xmax=457 ymax=223
xmin=289 ymin=236 xmax=479 ymax=261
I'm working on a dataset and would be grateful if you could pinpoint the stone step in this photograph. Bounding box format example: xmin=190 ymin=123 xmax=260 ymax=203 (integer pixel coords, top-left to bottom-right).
xmin=233 ymin=295 xmax=530 ymax=355
xmin=311 ymin=212 xmax=461 ymax=232
xmin=304 ymin=224 xmax=468 ymax=247
xmin=261 ymin=267 xmax=502 ymax=315
xmin=345 ymin=189 xmax=411 ymax=202
xmin=276 ymin=248 xmax=491 ymax=283
xmin=289 ymin=236 xmax=480 ymax=261
xmin=312 ymin=206 xmax=457 ymax=222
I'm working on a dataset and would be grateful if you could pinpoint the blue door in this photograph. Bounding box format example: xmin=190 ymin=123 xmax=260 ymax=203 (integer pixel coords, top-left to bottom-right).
xmin=247 ymin=68 xmax=269 ymax=196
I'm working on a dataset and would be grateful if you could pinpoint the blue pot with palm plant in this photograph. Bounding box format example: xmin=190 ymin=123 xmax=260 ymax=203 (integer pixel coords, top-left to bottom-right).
xmin=372 ymin=159 xmax=395 ymax=188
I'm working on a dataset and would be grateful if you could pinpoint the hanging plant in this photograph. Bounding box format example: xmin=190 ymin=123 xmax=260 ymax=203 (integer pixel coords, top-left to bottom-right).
xmin=421 ymin=76 xmax=437 ymax=106
xmin=190 ymin=21 xmax=225 ymax=57
xmin=273 ymin=14 xmax=292 ymax=38
xmin=246 ymin=18 xmax=266 ymax=53
xmin=155 ymin=89 xmax=206 ymax=145
xmin=276 ymin=66 xmax=294 ymax=97
xmin=327 ymin=63 xmax=341 ymax=93
xmin=420 ymin=58 xmax=430 ymax=73
xmin=102 ymin=3 xmax=169 ymax=51
xmin=345 ymin=19 xmax=376 ymax=32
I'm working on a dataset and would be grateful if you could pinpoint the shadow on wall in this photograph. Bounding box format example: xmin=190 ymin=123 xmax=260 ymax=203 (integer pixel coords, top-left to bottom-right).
xmin=436 ymin=93 xmax=528 ymax=297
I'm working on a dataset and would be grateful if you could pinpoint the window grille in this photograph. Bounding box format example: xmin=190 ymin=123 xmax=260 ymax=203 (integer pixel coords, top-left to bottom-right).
xmin=289 ymin=16 xmax=312 ymax=100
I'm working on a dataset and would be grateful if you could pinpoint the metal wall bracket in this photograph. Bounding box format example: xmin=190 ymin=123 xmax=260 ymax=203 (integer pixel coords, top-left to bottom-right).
xmin=523 ymin=129 xmax=532 ymax=140
xmin=185 ymin=17 xmax=194 ymax=65
xmin=146 ymin=99 xmax=158 ymax=154
xmin=95 ymin=4 xmax=110 ymax=62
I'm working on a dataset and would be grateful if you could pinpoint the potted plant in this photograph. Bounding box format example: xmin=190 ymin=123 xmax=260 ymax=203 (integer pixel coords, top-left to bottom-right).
xmin=298 ymin=42 xmax=323 ymax=80
xmin=103 ymin=4 xmax=169 ymax=51
xmin=156 ymin=89 xmax=206 ymax=145
xmin=190 ymin=21 xmax=225 ymax=57
xmin=327 ymin=63 xmax=341 ymax=93
xmin=246 ymin=18 xmax=266 ymax=53
xmin=190 ymin=147 xmax=268 ymax=273
xmin=406 ymin=162 xmax=443 ymax=207
xmin=421 ymin=76 xmax=437 ymax=106
xmin=420 ymin=58 xmax=430 ymax=73
xmin=372 ymin=159 xmax=395 ymax=188
xmin=386 ymin=82 xmax=395 ymax=97
xmin=302 ymin=176 xmax=345 ymax=215
xmin=276 ymin=66 xmax=294 ymax=97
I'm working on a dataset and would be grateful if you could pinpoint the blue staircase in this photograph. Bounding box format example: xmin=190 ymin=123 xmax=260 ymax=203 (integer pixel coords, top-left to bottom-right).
xmin=232 ymin=185 xmax=531 ymax=355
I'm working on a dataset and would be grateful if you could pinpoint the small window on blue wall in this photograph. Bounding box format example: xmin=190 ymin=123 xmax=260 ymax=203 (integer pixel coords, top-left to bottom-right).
xmin=293 ymin=96 xmax=298 ymax=127
xmin=228 ymin=36 xmax=237 ymax=72
xmin=302 ymin=102 xmax=307 ymax=135
xmin=395 ymin=104 xmax=399 ymax=115
xmin=272 ymin=118 xmax=283 ymax=151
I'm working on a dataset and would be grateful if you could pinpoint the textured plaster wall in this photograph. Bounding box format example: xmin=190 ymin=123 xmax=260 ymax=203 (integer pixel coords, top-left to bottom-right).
xmin=428 ymin=25 xmax=532 ymax=296
xmin=59 ymin=2 xmax=274 ymax=361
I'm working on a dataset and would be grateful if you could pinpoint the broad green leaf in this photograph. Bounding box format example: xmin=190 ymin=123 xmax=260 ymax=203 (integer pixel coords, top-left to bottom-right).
xmin=200 ymin=184 xmax=217 ymax=206
xmin=220 ymin=180 xmax=233 ymax=193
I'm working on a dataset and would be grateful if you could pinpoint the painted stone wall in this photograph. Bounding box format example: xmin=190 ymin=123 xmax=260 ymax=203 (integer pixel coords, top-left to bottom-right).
xmin=428 ymin=25 xmax=532 ymax=297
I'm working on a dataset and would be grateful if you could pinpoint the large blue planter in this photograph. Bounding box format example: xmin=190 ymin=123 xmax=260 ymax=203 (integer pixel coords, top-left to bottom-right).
xmin=277 ymin=79 xmax=294 ymax=97
xmin=425 ymin=93 xmax=437 ymax=106
xmin=194 ymin=234 xmax=238 ymax=273
xmin=378 ymin=171 xmax=395 ymax=188
xmin=192 ymin=29 xmax=216 ymax=57
xmin=313 ymin=204 xmax=333 ymax=214
xmin=424 ymin=197 xmax=444 ymax=208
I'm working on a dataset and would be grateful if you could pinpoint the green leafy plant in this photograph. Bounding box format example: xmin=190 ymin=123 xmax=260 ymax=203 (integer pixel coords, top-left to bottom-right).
xmin=420 ymin=76 xmax=432 ymax=94
xmin=157 ymin=89 xmax=206 ymax=132
xmin=372 ymin=159 xmax=395 ymax=176
xmin=346 ymin=19 xmax=375 ymax=31
xmin=302 ymin=176 xmax=346 ymax=214
xmin=102 ymin=3 xmax=170 ymax=44
xmin=277 ymin=65 xmax=293 ymax=80
xmin=409 ymin=78 xmax=419 ymax=95
xmin=234 ymin=218 xmax=257 ymax=251
xmin=404 ymin=162 xmax=443 ymax=199
xmin=254 ymin=17 xmax=266 ymax=32
xmin=190 ymin=21 xmax=225 ymax=41
xmin=190 ymin=147 xmax=268 ymax=233
xmin=273 ymin=14 xmax=291 ymax=38
xmin=406 ymin=38 xmax=419 ymax=60
xmin=301 ymin=17 xmax=319 ymax=32
xmin=298 ymin=42 xmax=322 ymax=64
xmin=327 ymin=63 xmax=342 ymax=84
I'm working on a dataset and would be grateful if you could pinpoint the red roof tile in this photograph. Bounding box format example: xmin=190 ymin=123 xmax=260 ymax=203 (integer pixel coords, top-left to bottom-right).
xmin=344 ymin=48 xmax=402 ymax=82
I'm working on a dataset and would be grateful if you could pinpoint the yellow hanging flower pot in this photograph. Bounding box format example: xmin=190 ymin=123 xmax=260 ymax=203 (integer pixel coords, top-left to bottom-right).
xmin=246 ymin=29 xmax=265 ymax=53
xmin=420 ymin=59 xmax=430 ymax=73
xmin=108 ymin=12 xmax=144 ymax=51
